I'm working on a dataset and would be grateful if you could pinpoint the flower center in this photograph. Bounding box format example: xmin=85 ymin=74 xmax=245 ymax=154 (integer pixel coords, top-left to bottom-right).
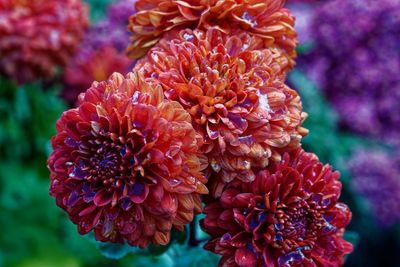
xmin=67 ymin=131 xmax=139 ymax=191
xmin=245 ymin=200 xmax=337 ymax=254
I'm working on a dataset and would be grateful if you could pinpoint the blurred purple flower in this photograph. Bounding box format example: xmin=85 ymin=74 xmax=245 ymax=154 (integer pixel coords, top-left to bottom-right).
xmin=61 ymin=0 xmax=136 ymax=105
xmin=85 ymin=0 xmax=136 ymax=52
xmin=350 ymin=150 xmax=400 ymax=226
xmin=304 ymin=0 xmax=400 ymax=145
xmin=288 ymin=3 xmax=314 ymax=45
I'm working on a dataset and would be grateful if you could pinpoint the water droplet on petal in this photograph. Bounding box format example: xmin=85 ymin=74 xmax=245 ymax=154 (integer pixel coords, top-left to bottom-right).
xmin=243 ymin=160 xmax=251 ymax=169
xmin=131 ymin=91 xmax=140 ymax=104
xmin=183 ymin=33 xmax=194 ymax=42
xmin=256 ymin=91 xmax=271 ymax=112
xmin=169 ymin=179 xmax=182 ymax=187
xmin=211 ymin=160 xmax=221 ymax=172
xmin=188 ymin=176 xmax=196 ymax=184
xmin=242 ymin=11 xmax=257 ymax=27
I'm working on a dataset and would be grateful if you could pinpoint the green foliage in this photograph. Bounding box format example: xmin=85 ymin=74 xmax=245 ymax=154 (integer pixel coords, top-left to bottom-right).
xmin=0 ymin=80 xmax=65 ymax=175
xmin=0 ymin=80 xmax=116 ymax=267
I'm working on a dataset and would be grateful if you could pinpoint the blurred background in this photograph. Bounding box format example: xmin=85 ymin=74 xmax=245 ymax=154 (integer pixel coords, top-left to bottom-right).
xmin=0 ymin=0 xmax=399 ymax=266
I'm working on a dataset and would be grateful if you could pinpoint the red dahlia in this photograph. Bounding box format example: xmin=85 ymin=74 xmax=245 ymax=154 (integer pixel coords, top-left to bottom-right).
xmin=135 ymin=28 xmax=307 ymax=188
xmin=201 ymin=149 xmax=353 ymax=267
xmin=0 ymin=0 xmax=88 ymax=84
xmin=127 ymin=0 xmax=297 ymax=68
xmin=47 ymin=72 xmax=208 ymax=248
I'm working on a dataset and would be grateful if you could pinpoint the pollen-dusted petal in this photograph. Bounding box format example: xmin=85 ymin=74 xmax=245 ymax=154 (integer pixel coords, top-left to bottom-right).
xmin=135 ymin=28 xmax=307 ymax=189
xmin=127 ymin=0 xmax=297 ymax=69
xmin=201 ymin=148 xmax=353 ymax=266
xmin=0 ymin=0 xmax=88 ymax=84
xmin=47 ymin=71 xmax=207 ymax=247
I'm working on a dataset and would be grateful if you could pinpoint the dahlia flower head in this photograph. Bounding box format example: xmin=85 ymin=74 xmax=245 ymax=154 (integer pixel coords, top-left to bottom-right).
xmin=135 ymin=28 xmax=307 ymax=190
xmin=127 ymin=0 xmax=297 ymax=68
xmin=350 ymin=149 xmax=400 ymax=227
xmin=62 ymin=0 xmax=135 ymax=104
xmin=48 ymin=72 xmax=209 ymax=247
xmin=308 ymin=0 xmax=400 ymax=144
xmin=202 ymin=149 xmax=353 ymax=267
xmin=0 ymin=0 xmax=88 ymax=84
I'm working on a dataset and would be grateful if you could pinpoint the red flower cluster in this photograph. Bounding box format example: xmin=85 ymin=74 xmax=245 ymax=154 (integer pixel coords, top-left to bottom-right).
xmin=0 ymin=0 xmax=88 ymax=84
xmin=46 ymin=0 xmax=352 ymax=263
xmin=47 ymin=72 xmax=208 ymax=247
xmin=127 ymin=0 xmax=297 ymax=68
xmin=135 ymin=28 xmax=307 ymax=190
xmin=201 ymin=149 xmax=353 ymax=266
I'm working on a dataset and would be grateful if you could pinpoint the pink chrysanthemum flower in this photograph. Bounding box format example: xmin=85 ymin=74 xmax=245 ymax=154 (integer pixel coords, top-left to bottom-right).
xmin=47 ymin=72 xmax=208 ymax=248
xmin=201 ymin=149 xmax=353 ymax=266
xmin=135 ymin=28 xmax=307 ymax=192
xmin=127 ymin=0 xmax=297 ymax=68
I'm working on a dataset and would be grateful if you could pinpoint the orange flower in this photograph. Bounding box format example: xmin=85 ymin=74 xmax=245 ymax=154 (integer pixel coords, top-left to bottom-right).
xmin=135 ymin=29 xmax=307 ymax=192
xmin=48 ymin=72 xmax=208 ymax=247
xmin=127 ymin=0 xmax=297 ymax=68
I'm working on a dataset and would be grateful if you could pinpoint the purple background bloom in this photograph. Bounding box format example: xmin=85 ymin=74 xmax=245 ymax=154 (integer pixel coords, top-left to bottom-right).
xmin=302 ymin=0 xmax=400 ymax=146
xmin=83 ymin=0 xmax=136 ymax=52
xmin=350 ymin=150 xmax=400 ymax=226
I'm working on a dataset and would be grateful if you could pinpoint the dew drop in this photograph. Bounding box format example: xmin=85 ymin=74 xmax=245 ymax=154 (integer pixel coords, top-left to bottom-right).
xmin=208 ymin=129 xmax=219 ymax=139
xmin=169 ymin=179 xmax=182 ymax=187
xmin=183 ymin=33 xmax=194 ymax=42
xmin=188 ymin=176 xmax=196 ymax=184
xmin=131 ymin=91 xmax=140 ymax=104
xmin=242 ymin=11 xmax=257 ymax=27
xmin=243 ymin=160 xmax=251 ymax=169
xmin=211 ymin=160 xmax=221 ymax=172
xmin=256 ymin=91 xmax=271 ymax=112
